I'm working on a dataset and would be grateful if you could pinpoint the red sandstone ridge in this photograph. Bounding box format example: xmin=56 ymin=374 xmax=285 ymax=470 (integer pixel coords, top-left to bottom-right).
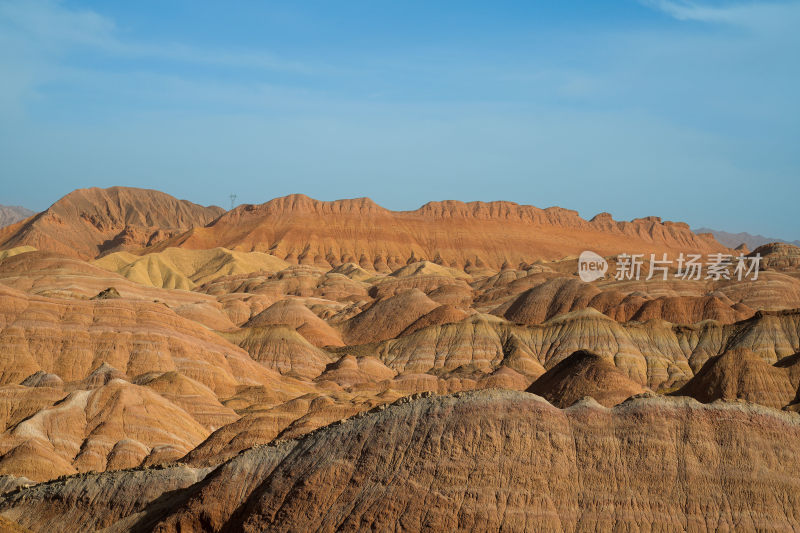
xmin=0 ymin=187 xmax=224 ymax=260
xmin=148 ymin=193 xmax=727 ymax=270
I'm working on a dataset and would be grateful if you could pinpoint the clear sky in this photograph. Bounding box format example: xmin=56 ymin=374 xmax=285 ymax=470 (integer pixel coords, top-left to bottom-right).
xmin=0 ymin=1 xmax=798 ymax=239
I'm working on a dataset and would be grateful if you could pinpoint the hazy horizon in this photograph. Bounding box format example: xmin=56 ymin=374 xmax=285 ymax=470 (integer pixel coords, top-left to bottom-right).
xmin=1 ymin=0 xmax=798 ymax=240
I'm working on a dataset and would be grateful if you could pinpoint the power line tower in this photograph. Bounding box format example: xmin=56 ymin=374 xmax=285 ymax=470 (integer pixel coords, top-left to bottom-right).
xmin=229 ymin=194 xmax=237 ymax=210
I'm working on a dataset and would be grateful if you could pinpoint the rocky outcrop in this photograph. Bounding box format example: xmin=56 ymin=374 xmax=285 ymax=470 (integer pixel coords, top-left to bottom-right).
xmin=494 ymin=277 xmax=758 ymax=326
xmin=4 ymin=391 xmax=800 ymax=532
xmin=676 ymin=348 xmax=799 ymax=408
xmin=0 ymin=187 xmax=223 ymax=259
xmin=244 ymin=299 xmax=344 ymax=347
xmin=357 ymin=307 xmax=800 ymax=392
xmin=0 ymin=284 xmax=255 ymax=394
xmin=133 ymin=372 xmax=240 ymax=431
xmin=526 ymin=349 xmax=648 ymax=407
xmin=222 ymin=326 xmax=334 ymax=379
xmin=0 ymin=464 xmax=212 ymax=532
xmin=0 ymin=379 xmax=210 ymax=481
xmin=753 ymin=242 xmax=800 ymax=270
xmin=341 ymin=289 xmax=440 ymax=344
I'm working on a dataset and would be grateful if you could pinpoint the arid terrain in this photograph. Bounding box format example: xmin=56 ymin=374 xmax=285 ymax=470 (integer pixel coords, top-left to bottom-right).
xmin=0 ymin=187 xmax=799 ymax=531
xmin=0 ymin=207 xmax=34 ymax=230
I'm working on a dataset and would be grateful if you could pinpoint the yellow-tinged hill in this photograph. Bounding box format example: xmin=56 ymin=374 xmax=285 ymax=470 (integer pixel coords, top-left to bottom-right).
xmin=0 ymin=246 xmax=36 ymax=261
xmin=93 ymin=247 xmax=289 ymax=290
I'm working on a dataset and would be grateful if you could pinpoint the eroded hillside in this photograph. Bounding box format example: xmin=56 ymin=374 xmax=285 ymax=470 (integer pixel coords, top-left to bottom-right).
xmin=0 ymin=188 xmax=798 ymax=531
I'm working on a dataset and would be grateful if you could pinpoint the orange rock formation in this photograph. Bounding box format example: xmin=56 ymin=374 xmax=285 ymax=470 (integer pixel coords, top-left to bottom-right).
xmin=0 ymin=187 xmax=797 ymax=532
xmin=149 ymin=194 xmax=727 ymax=270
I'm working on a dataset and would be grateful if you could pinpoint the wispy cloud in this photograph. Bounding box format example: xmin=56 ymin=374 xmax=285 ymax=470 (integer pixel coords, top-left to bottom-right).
xmin=0 ymin=0 xmax=114 ymax=48
xmin=641 ymin=0 xmax=800 ymax=31
xmin=0 ymin=0 xmax=309 ymax=72
xmin=0 ymin=0 xmax=317 ymax=118
xmin=0 ymin=0 xmax=797 ymax=238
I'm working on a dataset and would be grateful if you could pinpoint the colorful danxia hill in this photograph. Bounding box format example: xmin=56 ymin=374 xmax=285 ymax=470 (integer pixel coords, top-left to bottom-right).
xmin=1 ymin=187 xmax=799 ymax=531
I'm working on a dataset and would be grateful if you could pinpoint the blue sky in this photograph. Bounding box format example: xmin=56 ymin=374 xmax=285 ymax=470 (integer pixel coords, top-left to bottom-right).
xmin=0 ymin=0 xmax=798 ymax=239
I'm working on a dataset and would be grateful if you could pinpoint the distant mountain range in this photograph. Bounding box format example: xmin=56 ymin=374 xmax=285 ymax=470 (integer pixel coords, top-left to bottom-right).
xmin=0 ymin=187 xmax=726 ymax=265
xmin=694 ymin=227 xmax=800 ymax=250
xmin=4 ymin=195 xmax=796 ymax=255
xmin=0 ymin=205 xmax=35 ymax=228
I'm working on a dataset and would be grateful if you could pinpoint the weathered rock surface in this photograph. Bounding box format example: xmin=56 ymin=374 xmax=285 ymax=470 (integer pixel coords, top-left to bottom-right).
xmin=0 ymin=250 xmax=224 ymax=307
xmin=341 ymin=288 xmax=440 ymax=344
xmin=0 ymin=379 xmax=210 ymax=481
xmin=244 ymin=299 xmax=344 ymax=347
xmin=133 ymin=371 xmax=240 ymax=431
xmin=526 ymin=349 xmax=648 ymax=407
xmin=361 ymin=308 xmax=800 ymax=392
xmin=753 ymin=242 xmax=800 ymax=270
xmin=4 ymin=391 xmax=800 ymax=532
xmin=222 ymin=326 xmax=334 ymax=379
xmin=676 ymin=348 xmax=799 ymax=409
xmin=495 ymin=277 xmax=762 ymax=326
xmin=2 ymin=188 xmax=800 ymax=531
xmin=149 ymin=194 xmax=727 ymax=270
xmin=0 ymin=187 xmax=223 ymax=259
xmin=93 ymin=247 xmax=289 ymax=290
xmin=0 ymin=284 xmax=255 ymax=394
xmin=0 ymin=246 xmax=36 ymax=262
xmin=0 ymin=464 xmax=212 ymax=532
